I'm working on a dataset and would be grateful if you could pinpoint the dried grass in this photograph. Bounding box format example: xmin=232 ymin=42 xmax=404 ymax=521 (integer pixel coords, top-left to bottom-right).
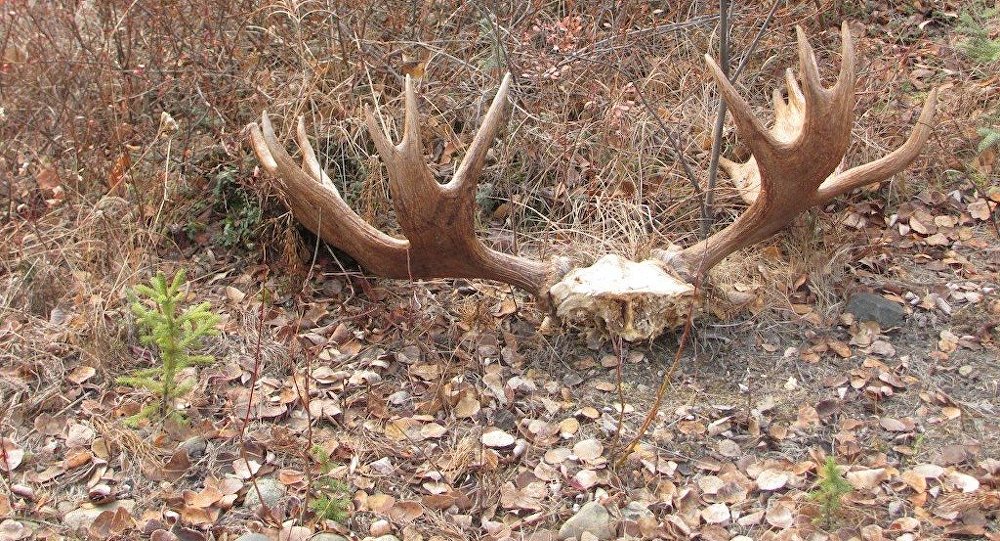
xmin=0 ymin=1 xmax=970 ymax=418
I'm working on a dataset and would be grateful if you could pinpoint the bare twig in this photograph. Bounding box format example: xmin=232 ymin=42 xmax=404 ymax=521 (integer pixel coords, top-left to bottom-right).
xmin=703 ymin=0 xmax=733 ymax=238
xmin=703 ymin=0 xmax=782 ymax=236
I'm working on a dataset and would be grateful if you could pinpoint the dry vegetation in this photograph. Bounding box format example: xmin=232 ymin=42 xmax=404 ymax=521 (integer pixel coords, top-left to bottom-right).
xmin=1 ymin=1 xmax=998 ymax=540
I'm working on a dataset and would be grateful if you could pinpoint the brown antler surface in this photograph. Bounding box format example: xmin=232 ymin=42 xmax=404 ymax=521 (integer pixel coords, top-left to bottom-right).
xmin=249 ymin=74 xmax=558 ymax=297
xmin=669 ymin=22 xmax=937 ymax=276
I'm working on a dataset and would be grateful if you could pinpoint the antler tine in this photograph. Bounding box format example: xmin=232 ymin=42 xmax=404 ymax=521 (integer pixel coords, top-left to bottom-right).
xmin=815 ymin=87 xmax=938 ymax=203
xmin=295 ymin=116 xmax=336 ymax=191
xmin=401 ymin=75 xmax=424 ymax=154
xmin=795 ymin=26 xmax=826 ymax=105
xmin=249 ymin=113 xmax=278 ymax=173
xmin=450 ymin=72 xmax=512 ymax=195
xmin=705 ymin=54 xmax=778 ymax=163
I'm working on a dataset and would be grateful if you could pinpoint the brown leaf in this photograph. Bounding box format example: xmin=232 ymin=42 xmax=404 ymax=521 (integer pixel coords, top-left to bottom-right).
xmin=701 ymin=503 xmax=730 ymax=524
xmin=756 ymin=469 xmax=789 ymax=491
xmin=572 ymin=469 xmax=598 ymax=490
xmin=0 ymin=519 xmax=31 ymax=540
xmin=183 ymin=487 xmax=223 ymax=509
xmin=879 ymin=417 xmax=910 ymax=432
xmin=66 ymin=366 xmax=97 ymax=385
xmin=846 ymin=468 xmax=888 ymax=490
xmin=481 ymin=429 xmax=515 ymax=449
xmin=968 ymin=199 xmax=992 ymax=221
xmin=765 ymin=500 xmax=794 ymax=529
xmin=572 ymin=439 xmax=603 ymax=462
xmin=388 ymin=500 xmax=423 ymax=522
xmin=453 ymin=392 xmax=480 ymax=419
xmin=89 ymin=507 xmax=135 ymax=538
xmin=0 ymin=440 xmax=24 ymax=472
xmin=150 ymin=530 xmax=180 ymax=541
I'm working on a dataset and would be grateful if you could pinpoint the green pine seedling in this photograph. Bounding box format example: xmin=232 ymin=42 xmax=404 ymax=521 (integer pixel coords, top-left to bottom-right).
xmin=308 ymin=445 xmax=351 ymax=523
xmin=809 ymin=456 xmax=853 ymax=529
xmin=118 ymin=269 xmax=219 ymax=426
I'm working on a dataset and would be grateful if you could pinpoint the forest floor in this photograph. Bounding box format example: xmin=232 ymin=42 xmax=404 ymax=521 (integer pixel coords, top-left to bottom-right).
xmin=1 ymin=1 xmax=998 ymax=540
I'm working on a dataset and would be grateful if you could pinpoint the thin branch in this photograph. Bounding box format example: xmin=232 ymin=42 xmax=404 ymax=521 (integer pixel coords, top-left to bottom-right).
xmin=702 ymin=0 xmax=781 ymax=238
xmin=733 ymin=0 xmax=782 ymax=80
xmin=702 ymin=0 xmax=732 ymax=238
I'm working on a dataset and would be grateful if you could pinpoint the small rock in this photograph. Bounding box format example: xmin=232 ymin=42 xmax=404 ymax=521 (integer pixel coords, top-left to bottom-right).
xmin=179 ymin=436 xmax=208 ymax=458
xmin=310 ymin=534 xmax=349 ymax=541
xmin=243 ymin=478 xmax=286 ymax=510
xmin=63 ymin=500 xmax=136 ymax=531
xmin=559 ymin=501 xmax=614 ymax=540
xmin=234 ymin=534 xmax=270 ymax=541
xmin=361 ymin=536 xmax=401 ymax=541
xmin=369 ymin=519 xmax=391 ymax=536
xmin=845 ymin=293 xmax=905 ymax=327
xmin=621 ymin=501 xmax=654 ymax=522
xmin=620 ymin=501 xmax=656 ymax=537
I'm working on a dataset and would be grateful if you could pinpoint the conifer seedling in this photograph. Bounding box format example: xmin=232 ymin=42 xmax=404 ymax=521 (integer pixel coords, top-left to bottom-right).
xmin=118 ymin=269 xmax=219 ymax=426
xmin=810 ymin=456 xmax=853 ymax=529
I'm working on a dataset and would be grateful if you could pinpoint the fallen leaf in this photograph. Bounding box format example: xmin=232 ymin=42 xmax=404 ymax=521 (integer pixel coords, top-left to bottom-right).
xmin=0 ymin=440 xmax=24 ymax=472
xmin=846 ymin=468 xmax=888 ymax=490
xmin=765 ymin=500 xmax=794 ymax=529
xmin=481 ymin=429 xmax=515 ymax=449
xmin=573 ymin=439 xmax=603 ymax=462
xmin=701 ymin=503 xmax=730 ymax=524
xmin=756 ymin=469 xmax=789 ymax=491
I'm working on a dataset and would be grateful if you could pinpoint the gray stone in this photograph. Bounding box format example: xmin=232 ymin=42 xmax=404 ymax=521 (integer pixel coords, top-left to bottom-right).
xmin=621 ymin=501 xmax=654 ymax=522
xmin=179 ymin=436 xmax=208 ymax=458
xmin=311 ymin=534 xmax=349 ymax=541
xmin=845 ymin=292 xmax=905 ymax=327
xmin=242 ymin=478 xmax=286 ymax=510
xmin=63 ymin=500 xmax=136 ymax=531
xmin=558 ymin=501 xmax=614 ymax=540
xmin=235 ymin=535 xmax=270 ymax=541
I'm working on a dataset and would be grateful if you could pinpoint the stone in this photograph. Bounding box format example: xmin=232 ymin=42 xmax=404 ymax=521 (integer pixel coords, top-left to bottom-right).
xmin=311 ymin=535 xmax=349 ymax=541
xmin=361 ymin=536 xmax=401 ymax=541
xmin=178 ymin=436 xmax=208 ymax=458
xmin=845 ymin=292 xmax=905 ymax=327
xmin=234 ymin=534 xmax=270 ymax=541
xmin=621 ymin=501 xmax=654 ymax=522
xmin=242 ymin=478 xmax=286 ymax=510
xmin=558 ymin=501 xmax=614 ymax=540
xmin=63 ymin=500 xmax=136 ymax=532
xmin=620 ymin=501 xmax=656 ymax=537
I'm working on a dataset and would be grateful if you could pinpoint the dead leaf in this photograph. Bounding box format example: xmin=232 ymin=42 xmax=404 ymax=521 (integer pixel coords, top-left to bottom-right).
xmin=756 ymin=469 xmax=789 ymax=491
xmin=0 ymin=440 xmax=24 ymax=472
xmin=765 ymin=500 xmax=794 ymax=529
xmin=453 ymin=392 xmax=480 ymax=419
xmin=846 ymin=468 xmax=888 ymax=490
xmin=572 ymin=439 xmax=603 ymax=462
xmin=66 ymin=366 xmax=97 ymax=385
xmin=481 ymin=429 xmax=515 ymax=449
xmin=701 ymin=503 xmax=730 ymax=524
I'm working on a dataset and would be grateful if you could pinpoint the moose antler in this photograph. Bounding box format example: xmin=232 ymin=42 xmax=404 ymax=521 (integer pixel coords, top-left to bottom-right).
xmin=249 ymin=74 xmax=564 ymax=297
xmin=249 ymin=22 xmax=936 ymax=342
xmin=662 ymin=22 xmax=938 ymax=277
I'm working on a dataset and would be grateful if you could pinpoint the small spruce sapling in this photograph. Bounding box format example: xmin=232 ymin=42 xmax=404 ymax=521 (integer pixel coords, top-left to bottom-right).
xmin=809 ymin=456 xmax=853 ymax=529
xmin=118 ymin=269 xmax=219 ymax=426
xmin=308 ymin=445 xmax=351 ymax=523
